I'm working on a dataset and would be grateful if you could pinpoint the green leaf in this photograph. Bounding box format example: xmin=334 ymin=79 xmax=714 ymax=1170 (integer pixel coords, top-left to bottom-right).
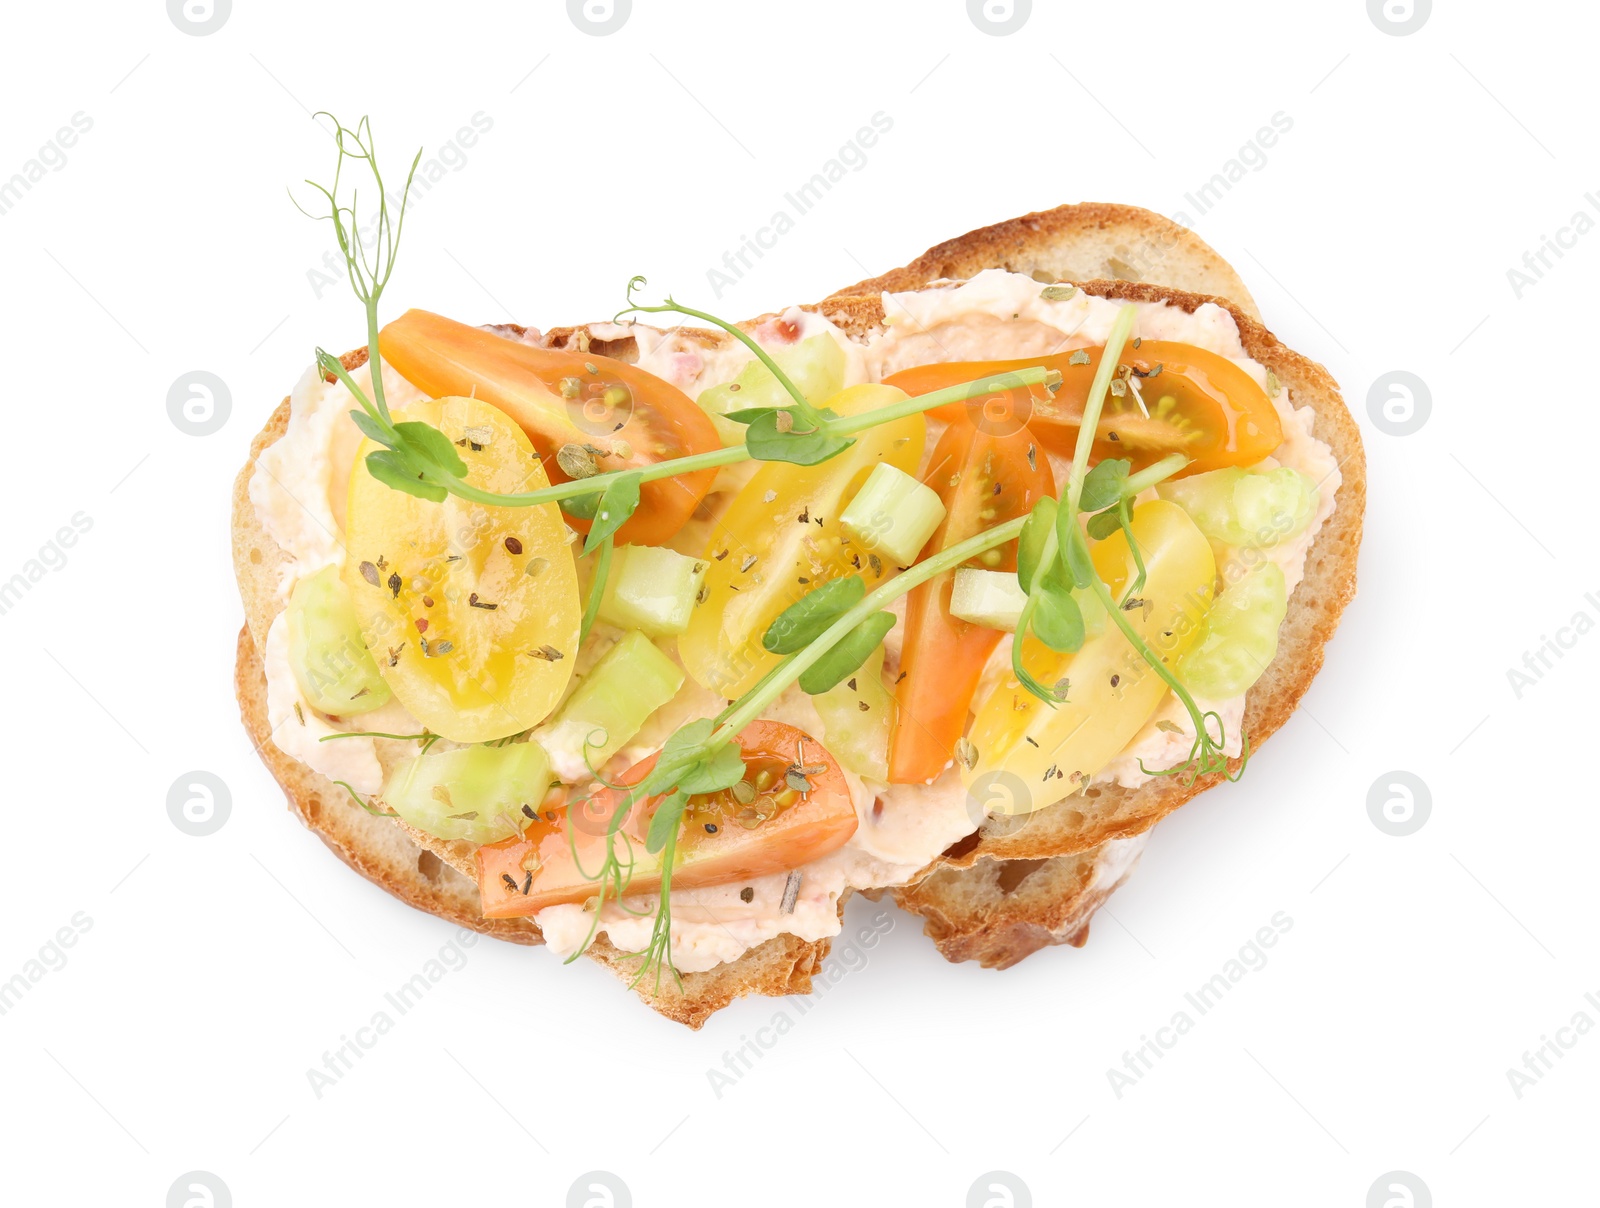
xmin=674 ymin=742 xmax=748 ymax=796
xmin=645 ymin=789 xmax=688 ymax=855
xmin=1080 ymin=458 xmax=1131 ymax=512
xmin=1017 ymin=496 xmax=1059 ymax=590
xmin=1086 ymin=508 xmax=1123 ymax=540
xmin=577 ymin=532 xmax=613 ymax=647
xmin=1039 ymin=547 xmax=1076 ymax=595
xmin=561 ymin=492 xmax=601 ymax=521
xmin=659 ymin=718 xmax=716 ymax=767
xmin=798 ymin=611 xmax=895 ymax=694
xmin=1057 ymin=506 xmax=1097 ymax=589
xmin=348 ymin=409 xmax=394 ymax=446
xmin=393 ymin=421 xmax=468 ymax=478
xmin=763 ymin=577 xmax=865 ymax=654
xmin=1031 ymin=582 xmax=1085 ymax=653
xmin=584 ymin=473 xmax=642 ymax=554
xmin=721 ymin=407 xmax=778 ymax=425
xmin=723 ymin=398 xmax=834 ymax=429
xmin=743 ymin=409 xmax=854 ymax=465
xmin=365 ymin=450 xmax=447 ymax=502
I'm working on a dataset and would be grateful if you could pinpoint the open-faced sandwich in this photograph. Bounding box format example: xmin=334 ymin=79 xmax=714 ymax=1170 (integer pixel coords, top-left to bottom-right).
xmin=233 ymin=120 xmax=1363 ymax=1026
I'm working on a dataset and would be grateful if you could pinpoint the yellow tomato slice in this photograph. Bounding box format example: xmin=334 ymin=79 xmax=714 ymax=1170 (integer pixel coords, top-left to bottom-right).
xmin=342 ymin=396 xmax=581 ymax=743
xmin=678 ymin=384 xmax=925 ymax=698
xmin=964 ymin=500 xmax=1214 ymax=809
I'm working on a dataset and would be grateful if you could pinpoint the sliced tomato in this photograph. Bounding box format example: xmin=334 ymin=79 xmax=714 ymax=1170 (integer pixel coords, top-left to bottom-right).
xmin=379 ymin=309 xmax=722 ymax=546
xmin=882 ymin=340 xmax=1283 ymax=476
xmin=478 ymin=719 xmax=856 ymax=918
xmin=888 ymin=415 xmax=1055 ymax=784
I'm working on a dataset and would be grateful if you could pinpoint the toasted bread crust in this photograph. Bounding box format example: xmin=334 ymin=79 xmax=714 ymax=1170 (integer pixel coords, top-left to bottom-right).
xmin=829 ymin=201 xmax=1262 ymax=321
xmin=890 ymin=841 xmax=1144 ymax=970
xmin=231 ymin=203 xmax=1361 ymax=1014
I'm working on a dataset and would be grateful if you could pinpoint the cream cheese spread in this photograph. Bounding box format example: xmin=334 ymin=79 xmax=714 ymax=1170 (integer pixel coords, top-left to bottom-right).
xmin=249 ymin=272 xmax=1339 ymax=973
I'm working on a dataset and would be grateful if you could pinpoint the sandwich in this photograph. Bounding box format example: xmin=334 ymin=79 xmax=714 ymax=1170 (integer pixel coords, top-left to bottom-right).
xmin=233 ymin=120 xmax=1363 ymax=1026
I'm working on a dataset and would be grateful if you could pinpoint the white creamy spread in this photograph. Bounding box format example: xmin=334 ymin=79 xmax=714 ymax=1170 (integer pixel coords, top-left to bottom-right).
xmin=249 ymin=271 xmax=1339 ymax=973
xmin=589 ymin=306 xmax=872 ymax=399
xmin=250 ymin=359 xmax=428 ymax=602
xmin=262 ymin=611 xmax=384 ymax=795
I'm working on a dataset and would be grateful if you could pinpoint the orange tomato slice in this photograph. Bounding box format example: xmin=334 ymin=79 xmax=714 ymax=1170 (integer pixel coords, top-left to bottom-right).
xmin=889 ymin=415 xmax=1055 ymax=784
xmin=883 ymin=340 xmax=1283 ymax=476
xmin=478 ymin=720 xmax=857 ymax=918
xmin=380 ymin=309 xmax=722 ymax=546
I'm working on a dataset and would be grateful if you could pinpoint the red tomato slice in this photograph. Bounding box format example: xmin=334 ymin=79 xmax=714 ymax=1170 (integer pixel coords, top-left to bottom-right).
xmin=379 ymin=309 xmax=722 ymax=546
xmin=888 ymin=415 xmax=1055 ymax=784
xmin=882 ymin=340 xmax=1283 ymax=476
xmin=478 ymin=720 xmax=857 ymax=918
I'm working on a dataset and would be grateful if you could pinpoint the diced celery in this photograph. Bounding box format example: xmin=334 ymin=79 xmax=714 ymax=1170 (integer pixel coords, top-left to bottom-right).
xmin=812 ymin=644 xmax=895 ymax=781
xmin=1157 ymin=466 xmax=1317 ymax=548
xmin=382 ymin=741 xmax=551 ymax=844
xmin=597 ymin=545 xmax=707 ymax=637
xmin=1233 ymin=470 xmax=1316 ymax=542
xmin=287 ymin=565 xmax=391 ymax=715
xmin=1176 ymin=561 xmax=1288 ymax=697
xmin=950 ymin=568 xmax=1029 ymax=632
xmin=950 ymin=569 xmax=1106 ymax=640
xmin=697 ymin=333 xmax=847 ymax=445
xmin=534 ymin=630 xmax=684 ymax=772
xmin=840 ymin=463 xmax=947 ymax=565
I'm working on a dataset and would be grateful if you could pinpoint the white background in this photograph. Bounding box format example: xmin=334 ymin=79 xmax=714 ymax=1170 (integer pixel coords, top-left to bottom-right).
xmin=1 ymin=1 xmax=1594 ymax=1204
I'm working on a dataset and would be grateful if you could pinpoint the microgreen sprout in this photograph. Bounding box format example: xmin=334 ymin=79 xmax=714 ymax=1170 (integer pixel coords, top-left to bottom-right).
xmin=562 ymin=718 xmax=748 ymax=989
xmin=318 ymin=729 xmax=432 ymax=743
xmin=331 ymin=780 xmax=398 ymax=818
xmin=618 ymin=277 xmax=814 ymax=418
xmin=1005 ymin=303 xmax=1247 ymax=784
xmin=294 ymin=114 xmax=420 ymax=429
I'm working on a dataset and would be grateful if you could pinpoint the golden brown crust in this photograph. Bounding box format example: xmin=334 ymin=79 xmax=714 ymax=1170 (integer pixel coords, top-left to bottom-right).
xmin=231 ymin=399 xmax=291 ymax=655
xmin=828 ymin=202 xmax=1262 ymax=320
xmin=583 ymin=926 xmax=832 ymax=1029
xmin=891 ymin=845 xmax=1141 ymax=969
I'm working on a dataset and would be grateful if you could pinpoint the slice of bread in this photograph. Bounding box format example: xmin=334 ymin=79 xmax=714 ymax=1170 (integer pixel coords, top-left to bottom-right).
xmin=233 ymin=204 xmax=1361 ymax=1023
